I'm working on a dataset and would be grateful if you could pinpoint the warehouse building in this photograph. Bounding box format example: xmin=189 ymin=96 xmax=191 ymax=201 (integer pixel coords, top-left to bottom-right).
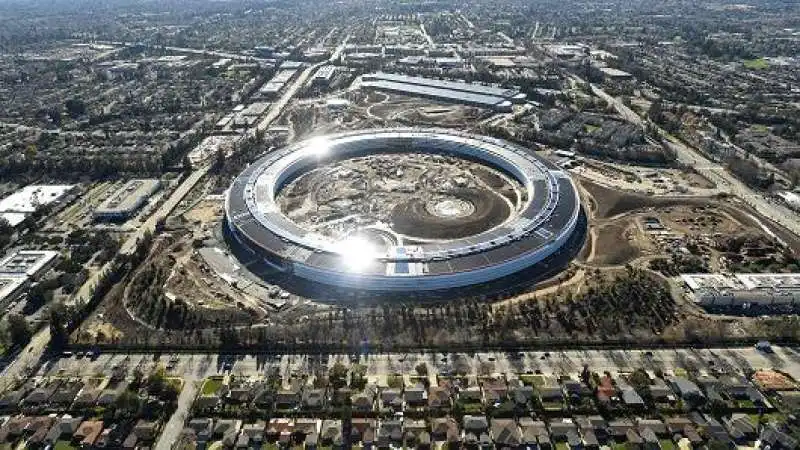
xmin=0 ymin=275 xmax=28 ymax=312
xmin=360 ymin=73 xmax=525 ymax=112
xmin=681 ymin=273 xmax=800 ymax=306
xmin=94 ymin=179 xmax=161 ymax=221
xmin=0 ymin=249 xmax=59 ymax=278
xmin=0 ymin=250 xmax=59 ymax=311
xmin=312 ymin=65 xmax=337 ymax=86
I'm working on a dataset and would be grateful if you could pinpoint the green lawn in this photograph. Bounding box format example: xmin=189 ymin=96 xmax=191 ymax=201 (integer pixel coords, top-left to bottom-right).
xmin=660 ymin=439 xmax=676 ymax=450
xmin=743 ymin=58 xmax=769 ymax=70
xmin=519 ymin=374 xmax=546 ymax=387
xmin=54 ymin=441 xmax=78 ymax=450
xmin=201 ymin=378 xmax=223 ymax=395
xmin=611 ymin=444 xmax=628 ymax=450
xmin=555 ymin=442 xmax=570 ymax=450
xmin=261 ymin=443 xmax=279 ymax=450
xmin=584 ymin=124 xmax=601 ymax=133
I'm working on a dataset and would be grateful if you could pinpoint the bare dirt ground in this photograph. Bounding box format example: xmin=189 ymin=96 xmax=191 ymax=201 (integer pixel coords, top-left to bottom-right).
xmin=367 ymin=94 xmax=485 ymax=127
xmin=591 ymin=220 xmax=643 ymax=265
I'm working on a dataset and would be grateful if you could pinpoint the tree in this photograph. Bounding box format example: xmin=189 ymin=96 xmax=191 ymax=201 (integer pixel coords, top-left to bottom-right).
xmin=115 ymin=390 xmax=142 ymax=417
xmin=48 ymin=302 xmax=69 ymax=350
xmin=6 ymin=314 xmax=31 ymax=348
xmin=415 ymin=362 xmax=428 ymax=377
xmin=65 ymin=98 xmax=87 ymax=119
xmin=329 ymin=362 xmax=348 ymax=390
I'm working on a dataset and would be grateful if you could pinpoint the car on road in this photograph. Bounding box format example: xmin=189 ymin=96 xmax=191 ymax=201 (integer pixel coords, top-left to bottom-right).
xmin=755 ymin=341 xmax=773 ymax=353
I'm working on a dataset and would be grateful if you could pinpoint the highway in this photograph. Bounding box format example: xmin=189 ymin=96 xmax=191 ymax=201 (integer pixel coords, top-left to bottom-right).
xmin=586 ymin=79 xmax=800 ymax=238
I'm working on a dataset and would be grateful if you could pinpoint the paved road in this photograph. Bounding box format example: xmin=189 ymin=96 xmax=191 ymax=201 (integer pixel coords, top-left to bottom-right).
xmin=156 ymin=378 xmax=198 ymax=450
xmin=42 ymin=345 xmax=800 ymax=387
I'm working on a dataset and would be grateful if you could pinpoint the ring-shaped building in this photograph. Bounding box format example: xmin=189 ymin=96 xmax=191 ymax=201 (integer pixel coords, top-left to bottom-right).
xmin=225 ymin=128 xmax=583 ymax=293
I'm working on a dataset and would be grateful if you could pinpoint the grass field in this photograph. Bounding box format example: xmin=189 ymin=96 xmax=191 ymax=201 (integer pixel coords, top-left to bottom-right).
xmin=54 ymin=441 xmax=77 ymax=450
xmin=743 ymin=58 xmax=768 ymax=69
xmin=201 ymin=377 xmax=223 ymax=395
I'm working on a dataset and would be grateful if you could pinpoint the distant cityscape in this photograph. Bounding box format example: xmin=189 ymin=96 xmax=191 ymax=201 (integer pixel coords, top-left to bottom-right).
xmin=0 ymin=0 xmax=799 ymax=449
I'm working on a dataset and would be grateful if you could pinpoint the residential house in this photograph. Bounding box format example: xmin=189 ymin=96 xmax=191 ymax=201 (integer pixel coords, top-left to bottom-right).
xmin=320 ymin=420 xmax=343 ymax=447
xmin=510 ymin=385 xmax=534 ymax=409
xmin=94 ymin=427 xmax=113 ymax=448
xmin=429 ymin=386 xmax=452 ymax=410
xmin=404 ymin=386 xmax=428 ymax=408
xmin=576 ymin=415 xmax=608 ymax=443
xmin=549 ymin=419 xmax=578 ymax=443
xmin=96 ymin=383 xmax=128 ymax=407
xmin=668 ymin=377 xmax=705 ymax=405
xmin=226 ymin=379 xmax=255 ymax=404
xmin=702 ymin=417 xmax=731 ymax=444
xmin=539 ymin=380 xmax=565 ymax=405
xmin=275 ymin=388 xmax=301 ymax=410
xmin=491 ymin=418 xmax=522 ymax=448
xmin=0 ymin=385 xmax=30 ymax=413
xmin=459 ymin=386 xmax=483 ymax=405
xmin=377 ymin=419 xmax=403 ymax=448
xmin=351 ymin=418 xmax=377 ymax=448
xmin=665 ymin=417 xmax=693 ymax=435
xmin=295 ymin=418 xmax=320 ymax=448
xmin=463 ymin=415 xmax=489 ymax=448
xmin=0 ymin=415 xmax=32 ymax=444
xmin=239 ymin=420 xmax=266 ymax=447
xmin=214 ymin=418 xmax=242 ymax=447
xmin=381 ymin=388 xmax=403 ymax=411
xmin=253 ymin=384 xmax=275 ymax=409
xmin=24 ymin=381 xmax=62 ymax=408
xmin=650 ymin=378 xmax=675 ymax=403
xmin=607 ymin=419 xmax=636 ymax=441
xmin=430 ymin=417 xmax=460 ymax=446
xmin=638 ymin=427 xmax=660 ymax=450
xmin=626 ymin=429 xmax=644 ymax=449
xmin=719 ymin=375 xmax=751 ymax=400
xmin=130 ymin=419 xmax=158 ymax=446
xmin=44 ymin=415 xmax=82 ymax=446
xmin=352 ymin=385 xmax=377 ymax=412
xmin=194 ymin=393 xmax=221 ymax=411
xmin=724 ymin=415 xmax=757 ymax=443
xmin=760 ymin=424 xmax=798 ymax=449
xmin=596 ymin=375 xmax=616 ymax=404
xmin=303 ymin=388 xmax=327 ymax=410
xmin=637 ymin=419 xmax=668 ymax=437
xmin=403 ymin=419 xmax=429 ymax=448
xmin=75 ymin=420 xmax=104 ymax=447
xmin=187 ymin=418 xmax=214 ymax=443
xmin=519 ymin=418 xmax=549 ymax=449
xmin=73 ymin=387 xmax=102 ymax=409
xmin=50 ymin=381 xmax=84 ymax=409
xmin=25 ymin=416 xmax=56 ymax=448
xmin=483 ymin=380 xmax=508 ymax=406
xmin=618 ymin=382 xmax=646 ymax=408
xmin=266 ymin=418 xmax=294 ymax=444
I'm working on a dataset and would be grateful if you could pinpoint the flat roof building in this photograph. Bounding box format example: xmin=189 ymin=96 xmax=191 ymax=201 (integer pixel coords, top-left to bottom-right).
xmin=0 ymin=250 xmax=59 ymax=278
xmin=0 ymin=274 xmax=29 ymax=310
xmin=362 ymin=72 xmax=524 ymax=101
xmin=681 ymin=273 xmax=800 ymax=306
xmin=312 ymin=65 xmax=336 ymax=86
xmin=0 ymin=184 xmax=75 ymax=227
xmin=94 ymin=179 xmax=161 ymax=221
